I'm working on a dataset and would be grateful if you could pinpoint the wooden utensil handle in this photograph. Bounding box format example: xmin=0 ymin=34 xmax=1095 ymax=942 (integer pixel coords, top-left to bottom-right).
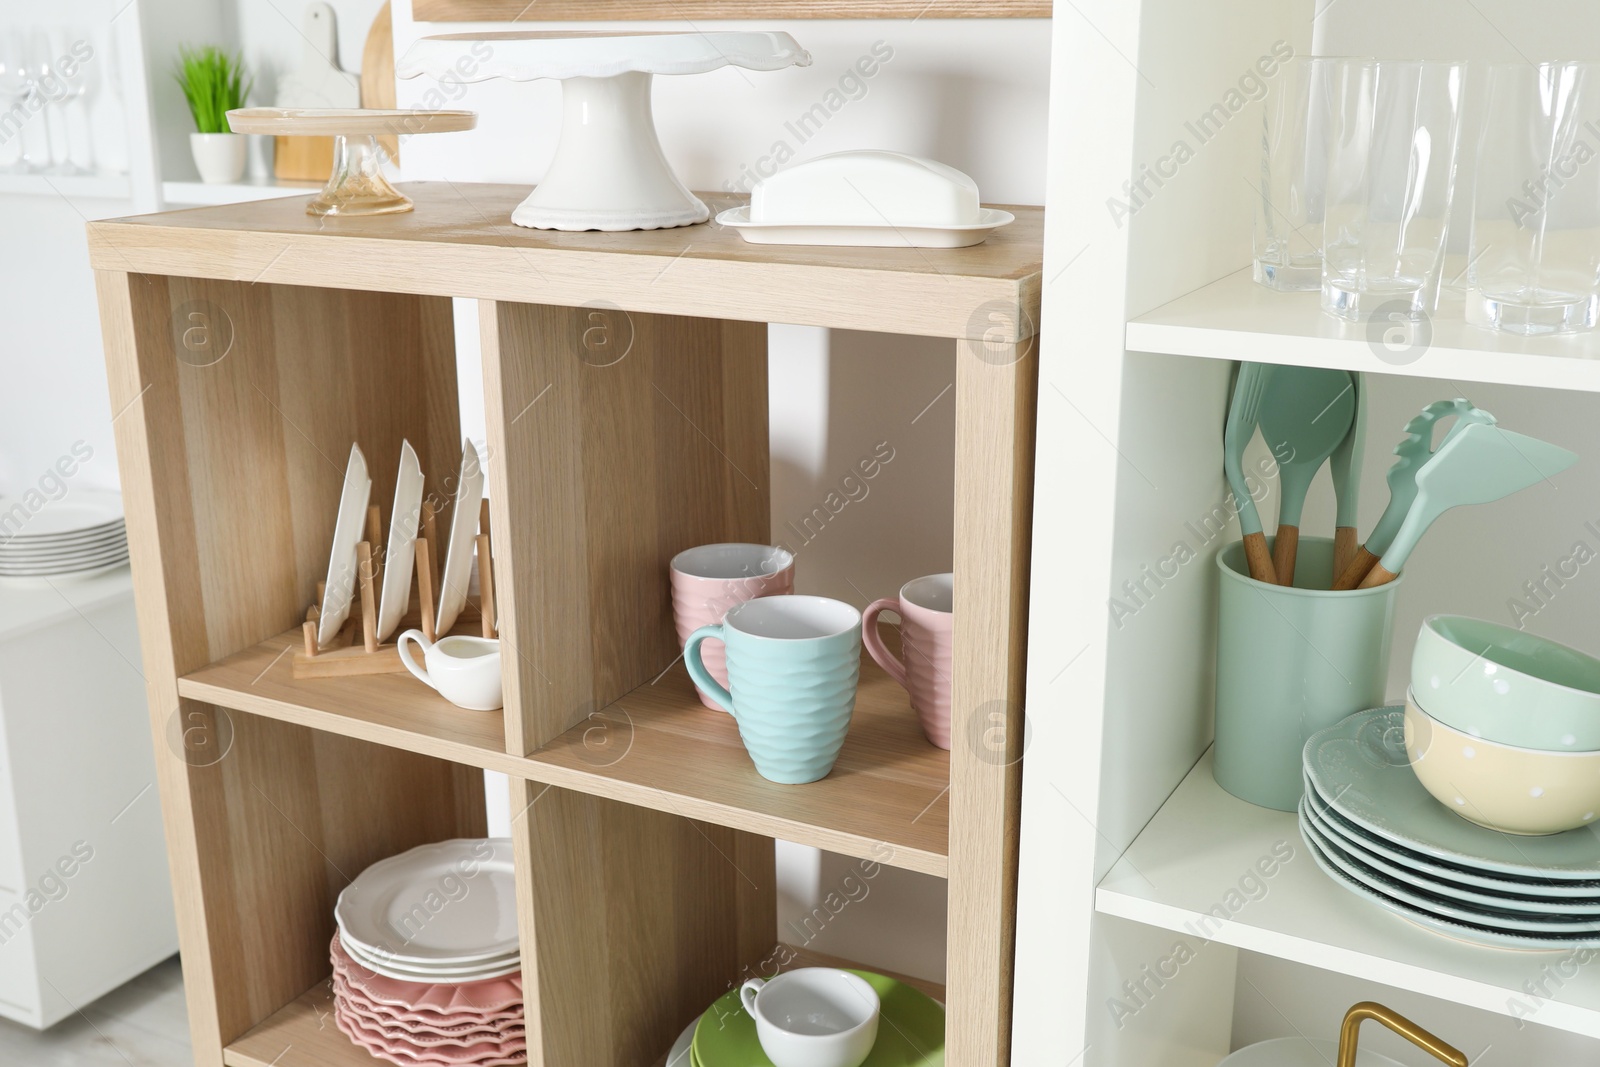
xmin=1272 ymin=524 xmax=1299 ymax=586
xmin=1357 ymin=562 xmax=1398 ymax=589
xmin=1242 ymin=531 xmax=1279 ymax=585
xmin=1333 ymin=526 xmax=1358 ymax=578
xmin=1332 ymin=546 xmax=1379 ymax=590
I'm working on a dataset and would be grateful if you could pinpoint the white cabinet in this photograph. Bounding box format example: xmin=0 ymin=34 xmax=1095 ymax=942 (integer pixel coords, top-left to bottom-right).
xmin=0 ymin=571 xmax=175 ymax=1028
xmin=1018 ymin=0 xmax=1600 ymax=1063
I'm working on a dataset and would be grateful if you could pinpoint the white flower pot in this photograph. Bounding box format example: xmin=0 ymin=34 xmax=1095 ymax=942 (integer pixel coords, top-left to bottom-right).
xmin=190 ymin=132 xmax=247 ymax=184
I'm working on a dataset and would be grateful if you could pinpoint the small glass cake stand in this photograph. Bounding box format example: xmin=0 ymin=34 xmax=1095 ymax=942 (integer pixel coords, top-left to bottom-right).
xmin=397 ymin=32 xmax=811 ymax=231
xmin=224 ymin=108 xmax=477 ymax=216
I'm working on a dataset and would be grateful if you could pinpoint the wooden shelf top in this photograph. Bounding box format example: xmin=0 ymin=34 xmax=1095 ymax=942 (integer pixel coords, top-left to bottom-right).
xmin=87 ymin=183 xmax=1042 ymax=342
xmin=525 ymin=651 xmax=951 ymax=877
xmin=225 ymin=943 xmax=944 ymax=1067
xmin=179 ymin=629 xmax=510 ymax=769
xmin=180 ymin=628 xmax=950 ymax=876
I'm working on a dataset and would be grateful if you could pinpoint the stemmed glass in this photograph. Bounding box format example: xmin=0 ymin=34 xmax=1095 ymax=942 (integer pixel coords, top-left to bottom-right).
xmin=0 ymin=30 xmax=35 ymax=173
xmin=49 ymin=27 xmax=94 ymax=175
xmin=30 ymin=29 xmax=80 ymax=176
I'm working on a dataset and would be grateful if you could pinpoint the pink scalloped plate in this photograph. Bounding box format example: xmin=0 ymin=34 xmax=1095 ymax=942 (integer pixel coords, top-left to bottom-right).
xmin=337 ymin=1009 xmax=528 ymax=1066
xmin=339 ymin=1003 xmax=527 ymax=1056
xmin=332 ymin=974 xmax=525 ymax=1028
xmin=336 ymin=981 xmax=525 ymax=1037
xmin=336 ymin=988 xmax=526 ymax=1048
xmin=333 ymin=935 xmax=524 ymax=1015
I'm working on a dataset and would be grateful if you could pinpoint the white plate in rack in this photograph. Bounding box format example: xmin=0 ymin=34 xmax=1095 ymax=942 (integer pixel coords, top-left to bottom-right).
xmin=316 ymin=444 xmax=372 ymax=649
xmin=433 ymin=440 xmax=484 ymax=636
xmin=336 ymin=839 xmax=518 ymax=966
xmin=377 ymin=440 xmax=424 ymax=643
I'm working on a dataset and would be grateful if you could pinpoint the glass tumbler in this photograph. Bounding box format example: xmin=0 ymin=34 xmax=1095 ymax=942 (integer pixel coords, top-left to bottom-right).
xmin=1253 ymin=57 xmax=1346 ymax=291
xmin=1321 ymin=60 xmax=1467 ymax=321
xmin=1466 ymin=62 xmax=1600 ymax=335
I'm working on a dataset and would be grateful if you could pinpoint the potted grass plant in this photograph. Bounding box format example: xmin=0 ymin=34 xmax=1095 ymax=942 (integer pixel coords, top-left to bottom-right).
xmin=175 ymin=46 xmax=251 ymax=184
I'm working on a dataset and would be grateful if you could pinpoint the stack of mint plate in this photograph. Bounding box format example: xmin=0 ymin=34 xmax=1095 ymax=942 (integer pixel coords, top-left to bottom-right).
xmin=1301 ymin=707 xmax=1600 ymax=950
xmin=0 ymin=490 xmax=127 ymax=577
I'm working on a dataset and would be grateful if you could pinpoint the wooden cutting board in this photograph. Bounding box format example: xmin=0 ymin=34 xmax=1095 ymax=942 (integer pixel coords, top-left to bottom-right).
xmin=361 ymin=2 xmax=398 ymax=162
xmin=274 ymin=1 xmax=359 ymax=181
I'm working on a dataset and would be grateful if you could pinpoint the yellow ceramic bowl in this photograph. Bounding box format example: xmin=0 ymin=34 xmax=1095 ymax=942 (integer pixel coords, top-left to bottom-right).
xmin=1405 ymin=692 xmax=1600 ymax=835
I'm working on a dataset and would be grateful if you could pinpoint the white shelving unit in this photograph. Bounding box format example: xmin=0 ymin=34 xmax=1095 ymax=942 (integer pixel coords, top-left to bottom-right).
xmin=1097 ymin=753 xmax=1600 ymax=1040
xmin=1128 ymin=270 xmax=1600 ymax=395
xmin=1013 ymin=0 xmax=1600 ymax=1064
xmin=0 ymin=173 xmax=133 ymax=200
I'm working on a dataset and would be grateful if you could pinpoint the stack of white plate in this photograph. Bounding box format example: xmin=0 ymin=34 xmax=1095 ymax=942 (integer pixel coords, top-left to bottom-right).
xmin=1302 ymin=707 xmax=1600 ymax=950
xmin=335 ymin=839 xmax=520 ymax=984
xmin=0 ymin=490 xmax=128 ymax=578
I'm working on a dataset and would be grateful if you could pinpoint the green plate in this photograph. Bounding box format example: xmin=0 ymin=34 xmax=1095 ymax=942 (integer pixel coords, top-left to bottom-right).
xmin=693 ymin=970 xmax=944 ymax=1067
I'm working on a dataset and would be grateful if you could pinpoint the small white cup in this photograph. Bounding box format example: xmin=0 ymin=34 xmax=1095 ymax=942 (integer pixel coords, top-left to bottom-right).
xmin=397 ymin=630 xmax=503 ymax=711
xmin=739 ymin=968 xmax=879 ymax=1067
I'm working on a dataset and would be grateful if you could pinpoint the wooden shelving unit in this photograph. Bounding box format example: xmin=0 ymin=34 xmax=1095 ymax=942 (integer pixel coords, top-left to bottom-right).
xmin=90 ymin=183 xmax=1040 ymax=1067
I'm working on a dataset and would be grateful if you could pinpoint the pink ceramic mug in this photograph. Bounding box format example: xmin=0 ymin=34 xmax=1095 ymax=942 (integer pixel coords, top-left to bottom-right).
xmin=670 ymin=543 xmax=796 ymax=710
xmin=862 ymin=573 xmax=953 ymax=749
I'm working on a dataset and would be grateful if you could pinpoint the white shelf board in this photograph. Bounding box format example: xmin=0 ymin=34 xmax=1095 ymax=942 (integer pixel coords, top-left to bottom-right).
xmin=162 ymin=175 xmax=320 ymax=206
xmin=1097 ymin=750 xmax=1600 ymax=1040
xmin=1127 ymin=268 xmax=1600 ymax=394
xmin=0 ymin=172 xmax=132 ymax=200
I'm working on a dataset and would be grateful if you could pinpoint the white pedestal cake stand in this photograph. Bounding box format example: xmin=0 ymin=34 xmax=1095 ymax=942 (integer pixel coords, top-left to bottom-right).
xmin=226 ymin=108 xmax=476 ymax=216
xmin=397 ymin=32 xmax=811 ymax=231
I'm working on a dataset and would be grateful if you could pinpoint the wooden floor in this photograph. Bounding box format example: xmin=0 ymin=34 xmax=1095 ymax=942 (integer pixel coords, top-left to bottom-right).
xmin=0 ymin=956 xmax=190 ymax=1066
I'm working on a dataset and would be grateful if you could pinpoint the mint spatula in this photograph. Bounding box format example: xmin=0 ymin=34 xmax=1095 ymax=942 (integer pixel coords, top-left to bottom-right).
xmin=1359 ymin=422 xmax=1576 ymax=588
xmin=1328 ymin=372 xmax=1367 ymax=577
xmin=1225 ymin=363 xmax=1277 ymax=583
xmin=1333 ymin=399 xmax=1495 ymax=589
xmin=1258 ymin=368 xmax=1355 ymax=585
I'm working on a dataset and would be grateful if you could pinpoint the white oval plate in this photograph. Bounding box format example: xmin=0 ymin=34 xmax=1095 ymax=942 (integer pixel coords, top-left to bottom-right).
xmin=0 ymin=554 xmax=129 ymax=575
xmin=336 ymin=839 xmax=518 ymax=965
xmin=339 ymin=937 xmax=521 ymax=984
xmin=716 ymin=205 xmax=1014 ymax=249
xmin=0 ymin=490 xmax=123 ymax=540
xmin=0 ymin=524 xmax=125 ymax=550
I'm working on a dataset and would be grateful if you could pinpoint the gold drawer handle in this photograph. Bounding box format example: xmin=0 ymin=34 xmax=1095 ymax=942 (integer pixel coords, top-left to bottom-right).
xmin=1339 ymin=1002 xmax=1467 ymax=1067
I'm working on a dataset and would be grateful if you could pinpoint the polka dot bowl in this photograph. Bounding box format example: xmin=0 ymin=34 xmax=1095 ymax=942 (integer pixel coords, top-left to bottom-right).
xmin=1410 ymin=614 xmax=1600 ymax=751
xmin=1404 ymin=692 xmax=1600 ymax=835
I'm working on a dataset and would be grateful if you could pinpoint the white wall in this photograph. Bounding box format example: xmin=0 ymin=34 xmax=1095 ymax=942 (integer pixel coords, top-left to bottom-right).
xmin=0 ymin=194 xmax=126 ymax=497
xmin=387 ymin=6 xmax=1050 ymax=981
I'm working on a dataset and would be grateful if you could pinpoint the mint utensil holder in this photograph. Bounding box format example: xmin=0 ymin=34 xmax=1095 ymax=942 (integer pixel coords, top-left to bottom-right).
xmin=1214 ymin=537 xmax=1401 ymax=811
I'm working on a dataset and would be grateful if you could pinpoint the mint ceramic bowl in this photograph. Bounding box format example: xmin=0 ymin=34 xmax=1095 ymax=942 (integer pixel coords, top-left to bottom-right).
xmin=1410 ymin=614 xmax=1600 ymax=751
xmin=1404 ymin=693 xmax=1600 ymax=835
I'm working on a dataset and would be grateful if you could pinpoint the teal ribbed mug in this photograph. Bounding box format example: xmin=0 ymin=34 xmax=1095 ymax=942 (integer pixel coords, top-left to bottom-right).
xmin=685 ymin=595 xmax=863 ymax=784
